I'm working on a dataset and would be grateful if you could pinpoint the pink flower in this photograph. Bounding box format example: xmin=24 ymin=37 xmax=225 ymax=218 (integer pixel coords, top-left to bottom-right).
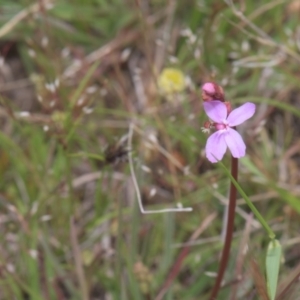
xmin=203 ymin=101 xmax=256 ymax=163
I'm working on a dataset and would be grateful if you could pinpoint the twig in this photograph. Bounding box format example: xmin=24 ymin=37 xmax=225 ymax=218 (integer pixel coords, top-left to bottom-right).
xmin=250 ymin=259 xmax=269 ymax=300
xmin=0 ymin=79 xmax=32 ymax=92
xmin=128 ymin=122 xmax=192 ymax=214
xmin=276 ymin=262 xmax=300 ymax=300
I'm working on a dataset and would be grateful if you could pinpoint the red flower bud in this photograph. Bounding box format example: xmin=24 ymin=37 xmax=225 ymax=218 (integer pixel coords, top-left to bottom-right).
xmin=203 ymin=120 xmax=211 ymax=129
xmin=201 ymin=82 xmax=225 ymax=102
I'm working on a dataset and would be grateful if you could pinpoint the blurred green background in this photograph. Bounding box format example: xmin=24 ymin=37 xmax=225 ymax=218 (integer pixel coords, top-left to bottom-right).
xmin=0 ymin=0 xmax=300 ymax=299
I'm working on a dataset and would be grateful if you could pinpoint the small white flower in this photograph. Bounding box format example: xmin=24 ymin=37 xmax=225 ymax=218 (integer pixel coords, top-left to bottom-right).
xmin=149 ymin=188 xmax=157 ymax=198
xmin=141 ymin=165 xmax=151 ymax=173
xmin=41 ymin=36 xmax=49 ymax=47
xmin=201 ymin=127 xmax=210 ymax=134
xmin=18 ymin=111 xmax=30 ymax=117
xmin=28 ymin=49 xmax=36 ymax=57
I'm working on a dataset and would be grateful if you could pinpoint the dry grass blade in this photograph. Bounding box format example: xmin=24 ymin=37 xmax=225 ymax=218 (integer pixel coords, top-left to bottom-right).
xmin=276 ymin=262 xmax=300 ymax=300
xmin=155 ymin=212 xmax=217 ymax=300
xmin=0 ymin=0 xmax=54 ymax=38
xmin=231 ymin=213 xmax=253 ymax=300
xmin=250 ymin=259 xmax=270 ymax=300
xmin=128 ymin=122 xmax=192 ymax=214
xmin=70 ymin=217 xmax=89 ymax=300
xmin=63 ymin=13 xmax=163 ymax=79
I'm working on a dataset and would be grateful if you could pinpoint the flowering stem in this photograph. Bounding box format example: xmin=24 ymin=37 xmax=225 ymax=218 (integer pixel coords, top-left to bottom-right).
xmin=209 ymin=156 xmax=238 ymax=300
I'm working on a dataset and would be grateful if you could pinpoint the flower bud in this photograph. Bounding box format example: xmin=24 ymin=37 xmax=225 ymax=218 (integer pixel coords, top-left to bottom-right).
xmin=201 ymin=82 xmax=225 ymax=102
xmin=203 ymin=120 xmax=211 ymax=129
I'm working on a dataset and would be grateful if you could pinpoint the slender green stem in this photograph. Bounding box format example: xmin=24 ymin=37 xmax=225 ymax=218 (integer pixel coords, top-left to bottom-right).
xmin=209 ymin=156 xmax=238 ymax=300
xmin=218 ymin=160 xmax=276 ymax=240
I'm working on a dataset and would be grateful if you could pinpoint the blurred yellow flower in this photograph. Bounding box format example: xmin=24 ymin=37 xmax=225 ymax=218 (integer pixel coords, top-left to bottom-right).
xmin=157 ymin=68 xmax=185 ymax=94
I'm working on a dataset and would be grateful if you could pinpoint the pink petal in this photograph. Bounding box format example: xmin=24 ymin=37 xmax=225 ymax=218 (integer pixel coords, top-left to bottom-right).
xmin=224 ymin=128 xmax=246 ymax=158
xmin=205 ymin=131 xmax=227 ymax=163
xmin=202 ymin=82 xmax=215 ymax=94
xmin=227 ymin=102 xmax=256 ymax=127
xmin=203 ymin=101 xmax=227 ymax=123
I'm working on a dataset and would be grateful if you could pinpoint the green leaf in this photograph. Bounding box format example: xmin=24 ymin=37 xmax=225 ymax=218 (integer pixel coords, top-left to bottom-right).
xmin=266 ymin=239 xmax=282 ymax=300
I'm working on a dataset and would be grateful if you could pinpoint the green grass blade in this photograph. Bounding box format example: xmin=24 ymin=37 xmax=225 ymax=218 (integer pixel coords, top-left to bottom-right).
xmin=266 ymin=239 xmax=282 ymax=300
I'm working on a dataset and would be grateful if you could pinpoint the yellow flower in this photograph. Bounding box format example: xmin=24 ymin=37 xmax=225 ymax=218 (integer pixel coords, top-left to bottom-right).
xmin=157 ymin=68 xmax=185 ymax=94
